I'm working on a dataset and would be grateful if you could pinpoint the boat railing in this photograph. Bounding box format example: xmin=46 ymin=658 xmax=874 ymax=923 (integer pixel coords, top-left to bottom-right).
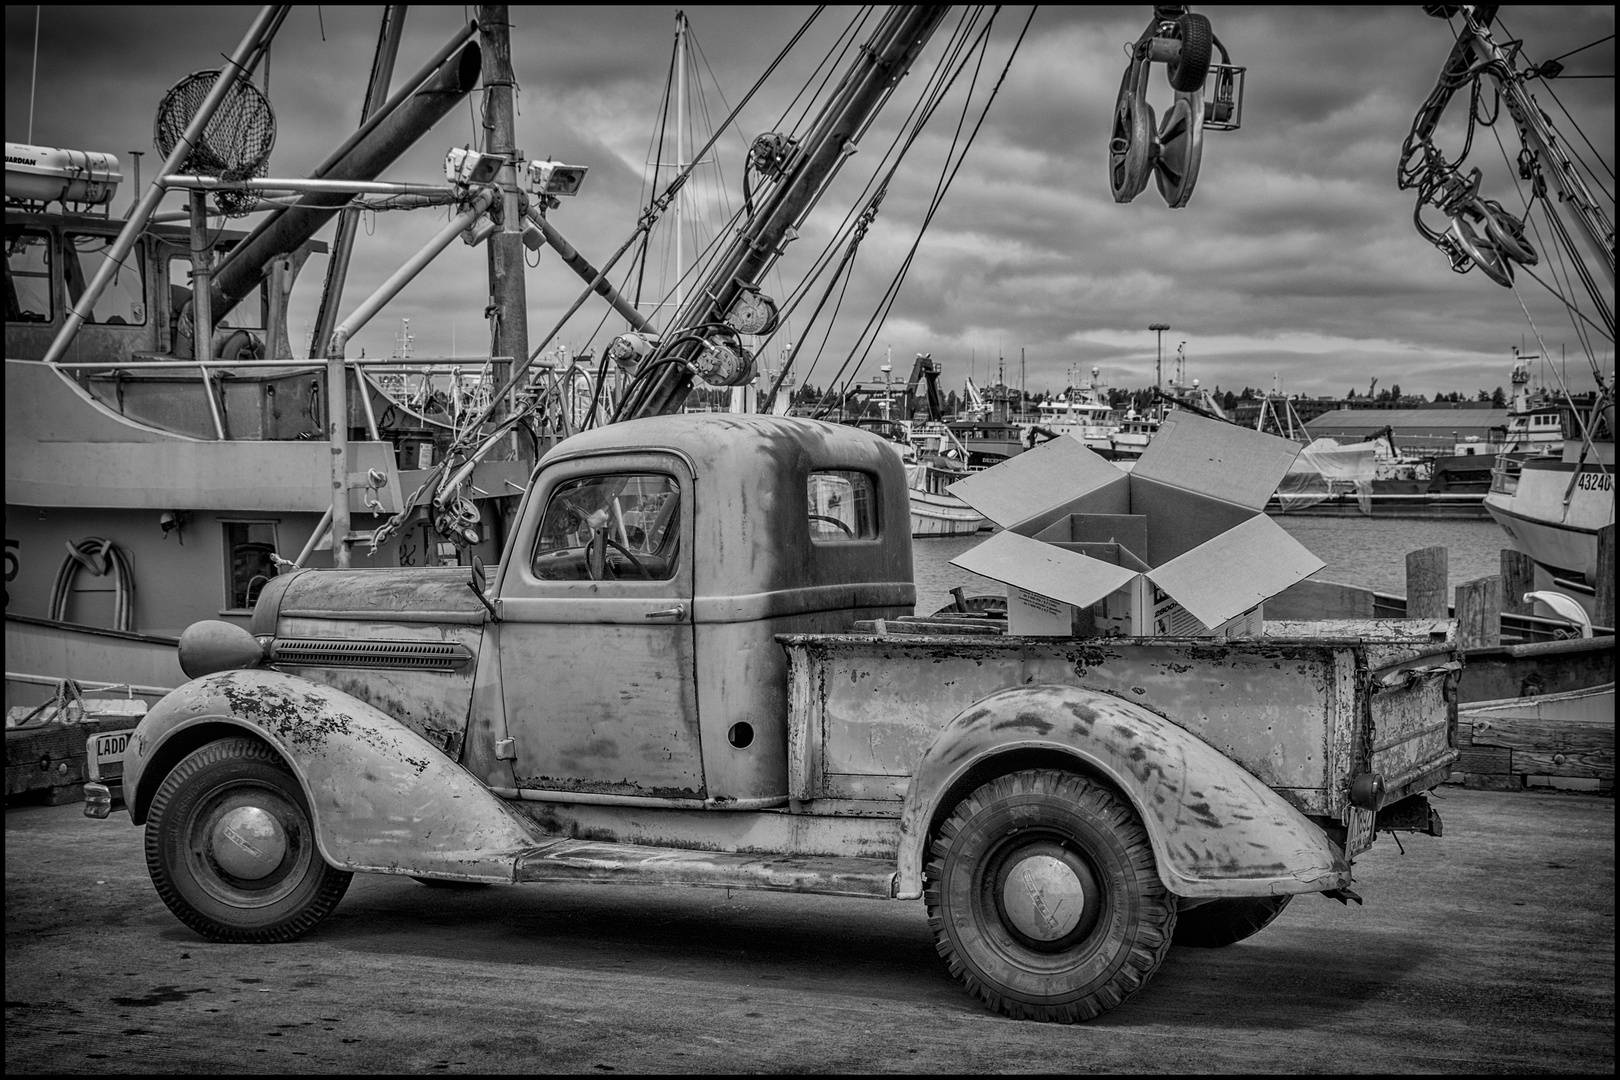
xmin=1489 ymin=451 xmax=1521 ymax=496
xmin=40 ymin=354 xmax=534 ymax=443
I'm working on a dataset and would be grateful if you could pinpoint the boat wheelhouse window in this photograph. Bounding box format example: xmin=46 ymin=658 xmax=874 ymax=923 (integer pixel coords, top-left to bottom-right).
xmin=807 ymin=470 xmax=879 ymax=542
xmin=223 ymin=520 xmax=279 ymax=611
xmin=4 ymin=229 xmax=52 ymax=322
xmin=65 ymin=233 xmax=145 ymax=324
xmin=531 ymin=474 xmax=681 ymax=581
xmin=168 ymin=256 xmax=266 ymax=330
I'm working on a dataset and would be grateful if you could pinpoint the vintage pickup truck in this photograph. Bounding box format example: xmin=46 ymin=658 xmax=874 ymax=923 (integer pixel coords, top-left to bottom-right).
xmin=90 ymin=413 xmax=1458 ymax=1023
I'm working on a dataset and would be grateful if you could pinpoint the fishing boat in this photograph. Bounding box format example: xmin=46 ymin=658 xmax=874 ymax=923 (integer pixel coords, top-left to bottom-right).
xmin=841 ymin=358 xmax=986 ymax=537
xmin=1483 ymin=395 xmax=1614 ymax=590
xmin=947 ymin=374 xmax=1025 ymax=469
xmin=1021 ymin=366 xmax=1118 ymax=453
xmin=4 ymin=13 xmax=561 ymax=716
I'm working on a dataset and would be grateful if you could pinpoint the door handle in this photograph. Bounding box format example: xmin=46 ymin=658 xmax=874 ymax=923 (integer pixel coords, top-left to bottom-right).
xmin=645 ymin=605 xmax=686 ymax=620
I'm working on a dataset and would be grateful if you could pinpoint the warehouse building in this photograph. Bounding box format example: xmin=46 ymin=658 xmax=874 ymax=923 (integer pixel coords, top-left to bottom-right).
xmin=1303 ymin=408 xmax=1510 ymax=455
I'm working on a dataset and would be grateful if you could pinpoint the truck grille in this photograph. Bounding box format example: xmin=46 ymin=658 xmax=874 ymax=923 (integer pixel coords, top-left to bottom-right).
xmin=271 ymin=638 xmax=472 ymax=670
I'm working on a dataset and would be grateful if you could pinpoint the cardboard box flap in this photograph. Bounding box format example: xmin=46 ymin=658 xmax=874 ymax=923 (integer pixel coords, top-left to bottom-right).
xmin=949 ymin=435 xmax=1127 ymax=528
xmin=951 ymin=530 xmax=1138 ymax=610
xmin=1132 ymin=412 xmax=1304 ymax=512
xmin=1144 ymin=514 xmax=1325 ymax=629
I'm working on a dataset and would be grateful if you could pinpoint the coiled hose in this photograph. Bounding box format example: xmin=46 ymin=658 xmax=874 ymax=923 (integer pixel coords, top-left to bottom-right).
xmin=49 ymin=537 xmax=134 ymax=632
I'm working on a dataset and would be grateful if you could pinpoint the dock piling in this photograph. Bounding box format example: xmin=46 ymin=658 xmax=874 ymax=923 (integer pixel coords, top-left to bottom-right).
xmin=1456 ymin=576 xmax=1503 ymax=649
xmin=1596 ymin=524 xmax=1615 ymax=631
xmin=1499 ymin=549 xmax=1536 ymax=616
xmin=1406 ymin=546 xmax=1449 ymax=619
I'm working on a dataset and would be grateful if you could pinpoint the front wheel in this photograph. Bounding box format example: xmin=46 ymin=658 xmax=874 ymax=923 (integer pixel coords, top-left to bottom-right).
xmin=925 ymin=769 xmax=1175 ymax=1022
xmin=145 ymin=737 xmax=352 ymax=943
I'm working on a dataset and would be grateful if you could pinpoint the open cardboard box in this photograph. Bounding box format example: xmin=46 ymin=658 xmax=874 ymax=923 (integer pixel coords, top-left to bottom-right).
xmin=947 ymin=413 xmax=1326 ymax=637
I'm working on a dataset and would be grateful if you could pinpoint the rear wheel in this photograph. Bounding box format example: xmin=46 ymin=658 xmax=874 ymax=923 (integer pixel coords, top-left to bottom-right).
xmin=925 ymin=769 xmax=1175 ymax=1022
xmin=145 ymin=737 xmax=351 ymax=943
xmin=1172 ymin=894 xmax=1292 ymax=948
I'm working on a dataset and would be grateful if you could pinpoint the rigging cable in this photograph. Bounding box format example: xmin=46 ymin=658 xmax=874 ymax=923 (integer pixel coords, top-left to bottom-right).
xmin=814 ymin=9 xmax=1033 ymax=414
xmin=766 ymin=8 xmax=989 ymax=358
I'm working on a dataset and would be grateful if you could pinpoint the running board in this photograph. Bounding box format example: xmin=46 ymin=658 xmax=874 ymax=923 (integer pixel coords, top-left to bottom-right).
xmin=514 ymin=839 xmax=897 ymax=899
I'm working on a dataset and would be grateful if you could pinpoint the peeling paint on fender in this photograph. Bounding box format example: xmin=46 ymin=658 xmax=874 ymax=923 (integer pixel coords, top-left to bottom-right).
xmin=894 ymin=684 xmax=1352 ymax=900
xmin=124 ymin=670 xmax=542 ymax=882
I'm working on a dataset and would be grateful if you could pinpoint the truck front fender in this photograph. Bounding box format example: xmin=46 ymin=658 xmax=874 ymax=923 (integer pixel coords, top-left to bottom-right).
xmin=125 ymin=669 xmax=543 ymax=883
xmin=896 ymin=685 xmax=1350 ymax=900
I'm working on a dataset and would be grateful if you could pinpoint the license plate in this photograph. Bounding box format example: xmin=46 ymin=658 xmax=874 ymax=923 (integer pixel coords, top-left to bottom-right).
xmin=1344 ymin=806 xmax=1376 ymax=856
xmin=87 ymin=729 xmax=135 ymax=782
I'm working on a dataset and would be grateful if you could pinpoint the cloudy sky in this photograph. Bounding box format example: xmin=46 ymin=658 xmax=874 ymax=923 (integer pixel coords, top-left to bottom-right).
xmin=7 ymin=5 xmax=1613 ymax=401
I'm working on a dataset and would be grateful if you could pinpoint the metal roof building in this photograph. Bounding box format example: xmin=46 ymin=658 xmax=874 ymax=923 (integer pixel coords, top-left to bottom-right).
xmin=1304 ymin=408 xmax=1509 ymax=453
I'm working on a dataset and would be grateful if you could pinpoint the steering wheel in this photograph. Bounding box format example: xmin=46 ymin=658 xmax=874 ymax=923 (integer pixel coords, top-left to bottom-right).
xmin=587 ymin=529 xmax=652 ymax=579
xmin=808 ymin=514 xmax=855 ymax=537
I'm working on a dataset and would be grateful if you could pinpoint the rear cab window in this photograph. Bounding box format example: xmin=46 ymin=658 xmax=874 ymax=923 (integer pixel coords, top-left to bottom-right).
xmin=807 ymin=470 xmax=879 ymax=542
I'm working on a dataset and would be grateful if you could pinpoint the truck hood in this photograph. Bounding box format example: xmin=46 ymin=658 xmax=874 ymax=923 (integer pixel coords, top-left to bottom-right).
xmin=251 ymin=566 xmax=490 ymax=630
xmin=247 ymin=566 xmax=488 ymax=759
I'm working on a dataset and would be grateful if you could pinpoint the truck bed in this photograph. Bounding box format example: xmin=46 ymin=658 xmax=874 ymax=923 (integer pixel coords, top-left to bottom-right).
xmin=782 ymin=620 xmax=1461 ymax=818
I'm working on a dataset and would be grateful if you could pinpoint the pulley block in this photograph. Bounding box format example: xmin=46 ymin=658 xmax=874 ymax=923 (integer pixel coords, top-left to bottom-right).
xmin=690 ymin=337 xmax=755 ymax=387
xmin=1110 ymin=7 xmax=1236 ymax=208
xmin=724 ymin=286 xmax=780 ymax=336
xmin=1153 ymin=93 xmax=1205 ymax=209
xmin=434 ymin=496 xmax=482 ymax=548
xmin=606 ymin=331 xmax=659 ymax=373
xmin=748 ymin=132 xmax=798 ymax=179
xmin=1109 ymin=57 xmax=1155 ymax=203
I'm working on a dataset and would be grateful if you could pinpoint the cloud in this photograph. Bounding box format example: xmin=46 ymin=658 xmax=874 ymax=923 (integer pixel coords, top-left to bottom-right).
xmin=7 ymin=5 xmax=1612 ymax=397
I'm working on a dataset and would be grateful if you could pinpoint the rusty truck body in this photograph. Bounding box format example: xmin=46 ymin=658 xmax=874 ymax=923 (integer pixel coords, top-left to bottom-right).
xmin=92 ymin=413 xmax=1459 ymax=1022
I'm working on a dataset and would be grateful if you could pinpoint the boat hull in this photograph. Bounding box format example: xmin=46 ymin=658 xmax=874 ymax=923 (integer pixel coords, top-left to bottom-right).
xmin=1483 ymin=456 xmax=1614 ymax=580
xmin=909 ymin=490 xmax=986 ymax=537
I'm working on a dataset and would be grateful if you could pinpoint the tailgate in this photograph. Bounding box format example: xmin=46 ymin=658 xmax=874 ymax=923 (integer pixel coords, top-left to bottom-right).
xmin=1366 ymin=650 xmax=1462 ymax=804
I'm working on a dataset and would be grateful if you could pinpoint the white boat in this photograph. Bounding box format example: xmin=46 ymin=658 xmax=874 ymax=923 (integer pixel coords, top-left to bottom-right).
xmin=851 ymin=418 xmax=987 ymax=537
xmin=1483 ymin=357 xmax=1614 ymax=597
xmin=1022 ymin=366 xmax=1118 ymax=453
xmin=1484 ymin=420 xmax=1615 ymax=586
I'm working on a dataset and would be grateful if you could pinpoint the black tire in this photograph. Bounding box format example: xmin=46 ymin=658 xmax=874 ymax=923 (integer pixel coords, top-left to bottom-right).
xmin=1172 ymin=894 xmax=1292 ymax=948
xmin=1167 ymin=13 xmax=1213 ymax=92
xmin=145 ymin=737 xmax=352 ymax=943
xmin=925 ymin=769 xmax=1176 ymax=1022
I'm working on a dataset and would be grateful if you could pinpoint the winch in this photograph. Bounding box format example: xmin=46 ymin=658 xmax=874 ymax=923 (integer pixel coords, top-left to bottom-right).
xmin=1108 ymin=7 xmax=1245 ymax=209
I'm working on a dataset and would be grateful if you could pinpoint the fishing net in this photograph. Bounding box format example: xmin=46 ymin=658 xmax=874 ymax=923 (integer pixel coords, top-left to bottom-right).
xmin=154 ymin=70 xmax=276 ymax=217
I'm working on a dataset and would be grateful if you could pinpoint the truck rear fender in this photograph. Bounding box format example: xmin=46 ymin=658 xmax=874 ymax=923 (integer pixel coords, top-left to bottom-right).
xmin=896 ymin=685 xmax=1351 ymax=900
xmin=124 ymin=669 xmax=543 ymax=883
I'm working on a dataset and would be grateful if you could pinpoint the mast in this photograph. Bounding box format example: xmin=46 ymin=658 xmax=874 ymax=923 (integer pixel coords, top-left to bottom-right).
xmin=622 ymin=5 xmax=949 ymax=419
xmin=309 ymin=5 xmax=407 ymax=360
xmin=675 ymin=10 xmax=686 ymax=312
xmin=478 ymin=4 xmax=528 ymax=439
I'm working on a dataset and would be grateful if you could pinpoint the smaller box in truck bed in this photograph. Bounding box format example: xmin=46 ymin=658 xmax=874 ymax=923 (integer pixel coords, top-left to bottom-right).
xmin=948 ymin=413 xmax=1326 ymax=637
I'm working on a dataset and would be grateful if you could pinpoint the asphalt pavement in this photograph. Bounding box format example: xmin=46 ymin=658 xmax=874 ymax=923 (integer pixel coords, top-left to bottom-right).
xmin=4 ymin=785 xmax=1614 ymax=1074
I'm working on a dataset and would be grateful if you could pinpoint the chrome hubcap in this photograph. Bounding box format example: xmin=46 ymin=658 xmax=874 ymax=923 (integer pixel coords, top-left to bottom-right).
xmin=1001 ymin=853 xmax=1086 ymax=941
xmin=211 ymin=805 xmax=287 ymax=880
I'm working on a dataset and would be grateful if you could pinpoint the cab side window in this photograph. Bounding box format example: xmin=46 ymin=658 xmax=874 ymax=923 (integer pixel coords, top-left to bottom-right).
xmin=532 ymin=474 xmax=681 ymax=581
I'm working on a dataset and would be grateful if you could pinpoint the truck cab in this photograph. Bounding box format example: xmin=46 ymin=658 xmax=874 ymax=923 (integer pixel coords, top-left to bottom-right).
xmin=482 ymin=413 xmax=913 ymax=804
